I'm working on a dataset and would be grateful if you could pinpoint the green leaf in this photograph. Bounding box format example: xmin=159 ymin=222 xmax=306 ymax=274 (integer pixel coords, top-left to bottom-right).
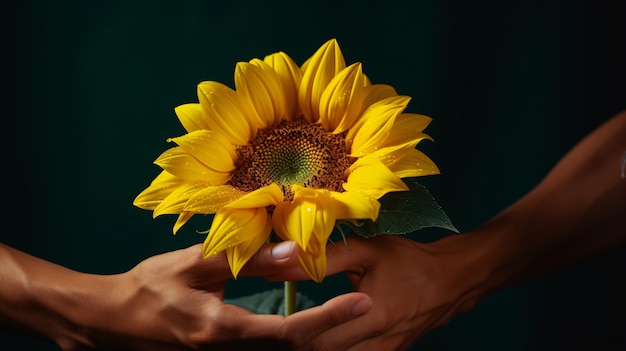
xmin=344 ymin=178 xmax=458 ymax=237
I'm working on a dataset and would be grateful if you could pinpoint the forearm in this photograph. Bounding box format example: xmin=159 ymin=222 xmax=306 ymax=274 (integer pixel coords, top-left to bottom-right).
xmin=443 ymin=111 xmax=626 ymax=298
xmin=0 ymin=243 xmax=116 ymax=347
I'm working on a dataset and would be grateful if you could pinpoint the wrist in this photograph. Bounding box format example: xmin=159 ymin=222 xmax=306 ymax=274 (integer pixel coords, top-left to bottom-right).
xmin=57 ymin=272 xmax=130 ymax=349
xmin=425 ymin=232 xmax=494 ymax=312
xmin=452 ymin=210 xmax=540 ymax=299
xmin=426 ymin=215 xmax=532 ymax=305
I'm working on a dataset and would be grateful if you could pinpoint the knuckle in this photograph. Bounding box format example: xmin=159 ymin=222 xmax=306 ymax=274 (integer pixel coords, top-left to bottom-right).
xmin=277 ymin=323 xmax=307 ymax=349
xmin=370 ymin=308 xmax=392 ymax=333
xmin=182 ymin=308 xmax=237 ymax=347
xmin=184 ymin=325 xmax=226 ymax=348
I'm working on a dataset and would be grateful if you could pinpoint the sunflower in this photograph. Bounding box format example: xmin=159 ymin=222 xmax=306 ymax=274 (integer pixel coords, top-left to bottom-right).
xmin=134 ymin=39 xmax=439 ymax=282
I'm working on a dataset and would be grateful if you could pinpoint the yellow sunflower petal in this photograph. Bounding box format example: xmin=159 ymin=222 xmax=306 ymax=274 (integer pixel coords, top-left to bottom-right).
xmin=345 ymin=95 xmax=409 ymax=150
xmin=235 ymin=60 xmax=287 ymax=127
xmin=349 ymin=96 xmax=411 ymax=157
xmin=272 ymin=200 xmax=315 ymax=252
xmin=197 ymin=81 xmax=253 ymax=145
xmin=299 ymin=38 xmax=346 ymax=123
xmin=330 ymin=191 xmax=380 ymax=221
xmin=167 ymin=130 xmax=236 ymax=174
xmin=202 ymin=207 xmax=270 ymax=259
xmin=184 ymin=185 xmax=246 ymax=213
xmin=272 ymin=185 xmax=323 ymax=250
xmin=319 ymin=63 xmax=365 ymax=134
xmin=174 ymin=103 xmax=210 ymax=132
xmin=292 ymin=187 xmax=337 ymax=240
xmin=363 ymin=73 xmax=371 ymax=87
xmin=387 ymin=148 xmax=440 ymax=178
xmin=225 ymin=213 xmax=272 ymax=278
xmin=225 ymin=183 xmax=283 ymax=209
xmin=296 ymin=232 xmax=327 ymax=283
xmin=133 ymin=171 xmax=186 ymax=210
xmin=361 ymin=84 xmax=399 ymax=108
xmin=398 ymin=113 xmax=432 ymax=133
xmin=250 ymin=58 xmax=293 ymax=122
xmin=173 ymin=211 xmax=194 ymax=234
xmin=272 ymin=187 xmax=335 ymax=282
xmin=154 ymin=147 xmax=230 ymax=184
xmin=153 ymin=183 xmax=203 ymax=218
xmin=367 ymin=135 xmax=434 ymax=170
xmin=345 ymin=158 xmax=409 ymax=199
xmin=380 ymin=113 xmax=433 ymax=148
xmin=263 ymin=51 xmax=302 ymax=119
xmin=272 ymin=187 xmax=332 ymax=251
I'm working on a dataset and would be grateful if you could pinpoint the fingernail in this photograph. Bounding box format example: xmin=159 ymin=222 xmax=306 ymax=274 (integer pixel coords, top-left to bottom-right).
xmin=351 ymin=298 xmax=373 ymax=316
xmin=272 ymin=241 xmax=296 ymax=260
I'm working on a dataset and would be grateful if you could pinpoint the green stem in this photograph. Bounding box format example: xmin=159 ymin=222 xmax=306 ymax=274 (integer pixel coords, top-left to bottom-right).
xmin=284 ymin=280 xmax=296 ymax=316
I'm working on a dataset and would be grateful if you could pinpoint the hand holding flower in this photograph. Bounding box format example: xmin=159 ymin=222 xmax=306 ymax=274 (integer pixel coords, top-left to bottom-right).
xmin=265 ymin=110 xmax=626 ymax=350
xmin=266 ymin=234 xmax=485 ymax=351
xmin=0 ymin=241 xmax=373 ymax=350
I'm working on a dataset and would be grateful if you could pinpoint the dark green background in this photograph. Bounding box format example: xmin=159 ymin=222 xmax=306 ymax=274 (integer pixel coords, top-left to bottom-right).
xmin=2 ymin=1 xmax=625 ymax=350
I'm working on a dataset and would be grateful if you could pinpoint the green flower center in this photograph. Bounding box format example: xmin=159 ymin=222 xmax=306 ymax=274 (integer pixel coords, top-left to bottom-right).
xmin=228 ymin=117 xmax=355 ymax=200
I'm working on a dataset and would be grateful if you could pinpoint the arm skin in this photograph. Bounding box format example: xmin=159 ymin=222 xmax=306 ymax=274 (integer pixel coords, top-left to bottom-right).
xmin=0 ymin=241 xmax=373 ymax=351
xmin=267 ymin=110 xmax=626 ymax=350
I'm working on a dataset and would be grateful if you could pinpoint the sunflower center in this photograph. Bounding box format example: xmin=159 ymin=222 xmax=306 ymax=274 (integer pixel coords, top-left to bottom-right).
xmin=228 ymin=117 xmax=355 ymax=200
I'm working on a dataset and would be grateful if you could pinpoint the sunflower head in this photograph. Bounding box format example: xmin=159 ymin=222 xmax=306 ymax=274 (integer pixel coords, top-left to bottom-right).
xmin=134 ymin=39 xmax=440 ymax=282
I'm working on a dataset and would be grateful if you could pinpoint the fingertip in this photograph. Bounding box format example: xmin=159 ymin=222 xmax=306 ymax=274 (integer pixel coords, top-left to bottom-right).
xmin=241 ymin=241 xmax=300 ymax=277
xmin=271 ymin=241 xmax=297 ymax=260
xmin=351 ymin=297 xmax=373 ymax=316
xmin=280 ymin=292 xmax=373 ymax=344
xmin=322 ymin=292 xmax=373 ymax=317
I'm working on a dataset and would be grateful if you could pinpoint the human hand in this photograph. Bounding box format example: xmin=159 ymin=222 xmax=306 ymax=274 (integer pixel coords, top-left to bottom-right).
xmin=312 ymin=110 xmax=626 ymax=350
xmin=9 ymin=242 xmax=372 ymax=351
xmin=266 ymin=234 xmax=487 ymax=351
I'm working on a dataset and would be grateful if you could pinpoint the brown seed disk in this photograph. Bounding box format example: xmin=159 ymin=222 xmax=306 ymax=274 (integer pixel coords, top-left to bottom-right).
xmin=228 ymin=117 xmax=355 ymax=200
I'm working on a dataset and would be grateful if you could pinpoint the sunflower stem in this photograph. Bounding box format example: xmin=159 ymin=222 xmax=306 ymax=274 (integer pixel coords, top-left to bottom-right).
xmin=284 ymin=280 xmax=297 ymax=316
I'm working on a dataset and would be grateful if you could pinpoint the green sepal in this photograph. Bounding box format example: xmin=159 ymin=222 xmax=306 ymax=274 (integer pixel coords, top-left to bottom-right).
xmin=344 ymin=178 xmax=458 ymax=237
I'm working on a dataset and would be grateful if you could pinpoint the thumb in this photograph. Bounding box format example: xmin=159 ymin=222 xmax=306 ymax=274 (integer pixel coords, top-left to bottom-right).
xmin=240 ymin=241 xmax=302 ymax=278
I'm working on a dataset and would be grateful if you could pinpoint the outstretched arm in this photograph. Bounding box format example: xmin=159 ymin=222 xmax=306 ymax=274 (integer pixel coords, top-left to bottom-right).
xmin=269 ymin=110 xmax=626 ymax=350
xmin=474 ymin=109 xmax=626 ymax=293
xmin=0 ymin=241 xmax=372 ymax=351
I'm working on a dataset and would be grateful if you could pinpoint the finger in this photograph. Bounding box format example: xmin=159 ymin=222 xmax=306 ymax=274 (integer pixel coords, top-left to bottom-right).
xmin=239 ymin=241 xmax=302 ymax=278
xmin=304 ymin=301 xmax=389 ymax=351
xmin=325 ymin=235 xmax=376 ymax=276
xmin=181 ymin=241 xmax=307 ymax=284
xmin=258 ymin=236 xmax=378 ymax=282
xmin=175 ymin=244 xmax=238 ymax=287
xmin=182 ymin=241 xmax=302 ymax=282
xmin=238 ymin=292 xmax=373 ymax=348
